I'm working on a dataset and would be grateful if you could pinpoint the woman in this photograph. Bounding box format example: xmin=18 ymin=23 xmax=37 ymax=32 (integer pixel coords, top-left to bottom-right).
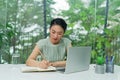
xmin=26 ymin=18 xmax=72 ymax=69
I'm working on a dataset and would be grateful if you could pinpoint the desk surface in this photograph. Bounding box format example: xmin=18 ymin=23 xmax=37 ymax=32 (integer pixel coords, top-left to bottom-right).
xmin=0 ymin=64 xmax=120 ymax=80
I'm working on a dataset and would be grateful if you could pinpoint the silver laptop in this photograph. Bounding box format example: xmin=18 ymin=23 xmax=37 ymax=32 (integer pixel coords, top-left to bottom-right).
xmin=57 ymin=46 xmax=91 ymax=74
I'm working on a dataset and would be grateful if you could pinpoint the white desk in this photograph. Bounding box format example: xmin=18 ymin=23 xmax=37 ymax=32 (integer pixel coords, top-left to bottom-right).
xmin=0 ymin=64 xmax=120 ymax=80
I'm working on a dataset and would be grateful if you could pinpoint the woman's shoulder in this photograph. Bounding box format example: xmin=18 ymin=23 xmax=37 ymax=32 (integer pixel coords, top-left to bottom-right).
xmin=60 ymin=37 xmax=71 ymax=47
xmin=37 ymin=38 xmax=49 ymax=45
xmin=61 ymin=37 xmax=71 ymax=44
xmin=62 ymin=37 xmax=71 ymax=41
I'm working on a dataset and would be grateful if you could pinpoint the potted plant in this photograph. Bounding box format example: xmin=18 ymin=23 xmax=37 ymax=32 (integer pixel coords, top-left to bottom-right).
xmin=95 ymin=56 xmax=105 ymax=74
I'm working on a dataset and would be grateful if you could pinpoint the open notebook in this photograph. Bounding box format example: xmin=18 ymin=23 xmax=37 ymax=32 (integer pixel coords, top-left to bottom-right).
xmin=21 ymin=66 xmax=56 ymax=72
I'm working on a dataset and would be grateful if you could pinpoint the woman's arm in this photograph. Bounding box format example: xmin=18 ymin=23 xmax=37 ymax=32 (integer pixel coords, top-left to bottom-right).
xmin=26 ymin=45 xmax=50 ymax=69
xmin=50 ymin=61 xmax=66 ymax=67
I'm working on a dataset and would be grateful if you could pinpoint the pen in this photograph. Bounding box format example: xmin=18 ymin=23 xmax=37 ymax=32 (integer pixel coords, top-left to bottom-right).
xmin=111 ymin=56 xmax=114 ymax=64
xmin=106 ymin=56 xmax=108 ymax=63
xmin=38 ymin=50 xmax=46 ymax=60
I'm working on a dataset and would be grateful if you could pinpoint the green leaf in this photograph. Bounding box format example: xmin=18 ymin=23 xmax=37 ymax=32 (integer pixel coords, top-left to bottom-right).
xmin=96 ymin=56 xmax=105 ymax=65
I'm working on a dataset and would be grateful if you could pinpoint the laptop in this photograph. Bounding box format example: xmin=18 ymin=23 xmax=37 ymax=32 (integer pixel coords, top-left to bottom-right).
xmin=57 ymin=46 xmax=91 ymax=74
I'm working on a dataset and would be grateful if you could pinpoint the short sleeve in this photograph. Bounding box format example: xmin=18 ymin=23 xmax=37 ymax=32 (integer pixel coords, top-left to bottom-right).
xmin=62 ymin=38 xmax=71 ymax=48
xmin=36 ymin=39 xmax=47 ymax=52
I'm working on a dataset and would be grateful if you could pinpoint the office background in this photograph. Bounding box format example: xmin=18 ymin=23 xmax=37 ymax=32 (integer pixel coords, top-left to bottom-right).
xmin=0 ymin=0 xmax=120 ymax=65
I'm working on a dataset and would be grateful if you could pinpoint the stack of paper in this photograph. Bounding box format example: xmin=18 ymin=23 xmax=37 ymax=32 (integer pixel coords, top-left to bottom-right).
xmin=21 ymin=66 xmax=56 ymax=72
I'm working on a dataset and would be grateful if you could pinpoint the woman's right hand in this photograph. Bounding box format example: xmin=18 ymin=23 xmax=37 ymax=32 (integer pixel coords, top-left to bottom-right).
xmin=38 ymin=60 xmax=50 ymax=69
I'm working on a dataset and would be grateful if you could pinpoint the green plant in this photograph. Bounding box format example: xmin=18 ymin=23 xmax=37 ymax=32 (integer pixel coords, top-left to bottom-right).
xmin=0 ymin=23 xmax=16 ymax=63
xmin=96 ymin=56 xmax=105 ymax=65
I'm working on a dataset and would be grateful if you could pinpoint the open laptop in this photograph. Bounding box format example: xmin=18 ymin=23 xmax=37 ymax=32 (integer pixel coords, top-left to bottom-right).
xmin=57 ymin=46 xmax=91 ymax=74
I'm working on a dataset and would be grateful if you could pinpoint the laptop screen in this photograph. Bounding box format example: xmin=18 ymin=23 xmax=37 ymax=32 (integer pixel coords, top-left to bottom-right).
xmin=64 ymin=46 xmax=91 ymax=74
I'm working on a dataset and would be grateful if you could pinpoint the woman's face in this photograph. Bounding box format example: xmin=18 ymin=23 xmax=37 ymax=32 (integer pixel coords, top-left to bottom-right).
xmin=49 ymin=25 xmax=64 ymax=44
